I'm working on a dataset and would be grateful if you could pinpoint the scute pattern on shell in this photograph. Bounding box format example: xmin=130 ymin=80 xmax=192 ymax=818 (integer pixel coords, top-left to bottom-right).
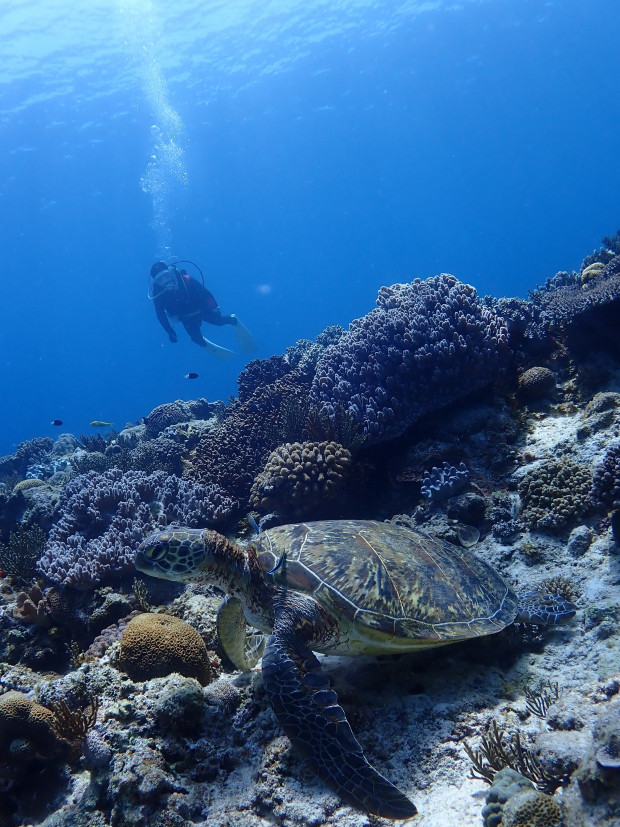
xmin=258 ymin=520 xmax=519 ymax=642
xmin=250 ymin=440 xmax=353 ymax=519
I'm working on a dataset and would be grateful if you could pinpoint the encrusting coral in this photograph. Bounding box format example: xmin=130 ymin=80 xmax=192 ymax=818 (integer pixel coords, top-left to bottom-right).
xmin=309 ymin=274 xmax=511 ymax=445
xmin=250 ymin=440 xmax=354 ymax=519
xmin=518 ymin=457 xmax=593 ymax=533
xmin=118 ymin=613 xmax=213 ymax=685
xmin=482 ymin=767 xmax=564 ymax=827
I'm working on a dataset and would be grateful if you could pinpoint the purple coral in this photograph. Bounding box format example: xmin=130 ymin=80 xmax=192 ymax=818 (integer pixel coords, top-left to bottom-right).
xmin=37 ymin=469 xmax=236 ymax=589
xmin=310 ymin=274 xmax=511 ymax=444
xmin=421 ymin=461 xmax=470 ymax=501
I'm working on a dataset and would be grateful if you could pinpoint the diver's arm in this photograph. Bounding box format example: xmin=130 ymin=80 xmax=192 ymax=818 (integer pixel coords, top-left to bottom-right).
xmin=154 ymin=298 xmax=177 ymax=341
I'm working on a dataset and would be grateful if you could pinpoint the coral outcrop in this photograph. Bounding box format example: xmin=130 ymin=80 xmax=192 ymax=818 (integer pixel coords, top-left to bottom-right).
xmin=250 ymin=440 xmax=354 ymax=519
xmin=309 ymin=274 xmax=511 ymax=445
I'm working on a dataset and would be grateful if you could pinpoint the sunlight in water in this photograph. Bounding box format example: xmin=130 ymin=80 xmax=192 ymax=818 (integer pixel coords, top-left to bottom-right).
xmin=118 ymin=0 xmax=188 ymax=257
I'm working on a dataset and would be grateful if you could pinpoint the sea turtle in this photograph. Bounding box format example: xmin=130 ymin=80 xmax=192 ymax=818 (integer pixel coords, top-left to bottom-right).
xmin=135 ymin=519 xmax=576 ymax=820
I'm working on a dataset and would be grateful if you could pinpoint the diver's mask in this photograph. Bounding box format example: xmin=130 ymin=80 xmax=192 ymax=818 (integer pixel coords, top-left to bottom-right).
xmin=148 ymin=266 xmax=180 ymax=300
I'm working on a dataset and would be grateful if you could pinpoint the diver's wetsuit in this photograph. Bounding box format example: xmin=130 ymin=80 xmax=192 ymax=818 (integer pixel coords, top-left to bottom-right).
xmin=153 ymin=272 xmax=237 ymax=347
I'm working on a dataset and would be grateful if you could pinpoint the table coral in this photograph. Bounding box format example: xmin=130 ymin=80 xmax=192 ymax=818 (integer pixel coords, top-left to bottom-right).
xmin=37 ymin=469 xmax=236 ymax=589
xmin=309 ymin=274 xmax=511 ymax=445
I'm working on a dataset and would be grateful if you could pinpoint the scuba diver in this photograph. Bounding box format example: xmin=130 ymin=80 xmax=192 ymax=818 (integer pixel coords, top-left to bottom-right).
xmin=148 ymin=260 xmax=256 ymax=360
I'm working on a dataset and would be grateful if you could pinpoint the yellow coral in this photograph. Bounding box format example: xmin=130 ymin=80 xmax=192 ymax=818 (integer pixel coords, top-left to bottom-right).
xmin=119 ymin=613 xmax=212 ymax=685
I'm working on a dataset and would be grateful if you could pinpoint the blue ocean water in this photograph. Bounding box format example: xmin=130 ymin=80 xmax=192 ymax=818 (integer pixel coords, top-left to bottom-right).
xmin=1 ymin=0 xmax=619 ymax=456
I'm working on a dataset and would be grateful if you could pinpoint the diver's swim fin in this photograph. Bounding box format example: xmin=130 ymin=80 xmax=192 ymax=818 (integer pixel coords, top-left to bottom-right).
xmin=203 ymin=337 xmax=235 ymax=360
xmin=231 ymin=315 xmax=258 ymax=354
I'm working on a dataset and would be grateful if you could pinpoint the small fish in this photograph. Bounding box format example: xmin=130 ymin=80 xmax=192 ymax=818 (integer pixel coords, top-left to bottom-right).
xmin=185 ymin=372 xmax=199 ymax=380
xmin=90 ymin=420 xmax=114 ymax=427
xmin=51 ymin=419 xmax=63 ymax=426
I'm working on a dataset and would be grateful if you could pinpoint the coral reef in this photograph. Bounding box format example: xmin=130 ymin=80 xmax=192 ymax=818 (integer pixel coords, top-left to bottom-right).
xmin=421 ymin=461 xmax=470 ymax=502
xmin=250 ymin=440 xmax=354 ymax=519
xmin=0 ymin=437 xmax=53 ymax=482
xmin=309 ymin=274 xmax=511 ymax=445
xmin=118 ymin=613 xmax=212 ymax=685
xmin=531 ymin=254 xmax=620 ymax=336
xmin=0 ymin=525 xmax=46 ymax=584
xmin=185 ymin=371 xmax=312 ymax=509
xmin=37 ymin=469 xmax=236 ymax=589
xmin=518 ymin=457 xmax=593 ymax=533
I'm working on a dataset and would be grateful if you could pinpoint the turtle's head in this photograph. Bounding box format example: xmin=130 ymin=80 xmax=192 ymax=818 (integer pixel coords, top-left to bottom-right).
xmin=136 ymin=529 xmax=213 ymax=582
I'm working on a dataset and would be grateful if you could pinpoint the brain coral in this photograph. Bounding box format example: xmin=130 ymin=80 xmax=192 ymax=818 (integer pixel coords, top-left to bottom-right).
xmin=517 ymin=367 xmax=556 ymax=401
xmin=250 ymin=440 xmax=354 ymax=519
xmin=0 ymin=690 xmax=65 ymax=762
xmin=37 ymin=469 xmax=236 ymax=589
xmin=118 ymin=613 xmax=212 ymax=685
xmin=309 ymin=274 xmax=511 ymax=445
xmin=519 ymin=457 xmax=593 ymax=533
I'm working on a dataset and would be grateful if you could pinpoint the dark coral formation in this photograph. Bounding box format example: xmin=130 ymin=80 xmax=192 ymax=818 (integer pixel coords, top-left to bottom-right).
xmin=518 ymin=458 xmax=593 ymax=533
xmin=0 ymin=437 xmax=53 ymax=482
xmin=250 ymin=440 xmax=354 ymax=519
xmin=37 ymin=469 xmax=236 ymax=588
xmin=591 ymin=441 xmax=620 ymax=511
xmin=128 ymin=437 xmax=185 ymax=476
xmin=517 ymin=367 xmax=556 ymax=402
xmin=118 ymin=613 xmax=212 ymax=685
xmin=185 ymin=369 xmax=313 ymax=510
xmin=309 ymin=274 xmax=511 ymax=445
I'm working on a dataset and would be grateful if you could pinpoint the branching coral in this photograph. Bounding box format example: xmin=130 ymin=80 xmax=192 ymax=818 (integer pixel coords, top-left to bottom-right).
xmin=309 ymin=274 xmax=511 ymax=445
xmin=465 ymin=719 xmax=570 ymax=794
xmin=37 ymin=469 xmax=236 ymax=589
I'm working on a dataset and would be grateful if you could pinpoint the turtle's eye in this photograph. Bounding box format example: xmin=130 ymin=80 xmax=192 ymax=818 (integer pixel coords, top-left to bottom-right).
xmin=148 ymin=543 xmax=167 ymax=561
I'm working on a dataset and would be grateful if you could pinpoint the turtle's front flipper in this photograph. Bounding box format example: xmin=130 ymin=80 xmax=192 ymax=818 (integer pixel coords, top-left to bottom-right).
xmin=517 ymin=591 xmax=577 ymax=625
xmin=262 ymin=595 xmax=417 ymax=820
xmin=217 ymin=595 xmax=266 ymax=670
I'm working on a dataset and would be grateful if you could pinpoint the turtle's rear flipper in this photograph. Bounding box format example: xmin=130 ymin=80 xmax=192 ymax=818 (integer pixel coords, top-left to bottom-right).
xmin=262 ymin=603 xmax=417 ymax=819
